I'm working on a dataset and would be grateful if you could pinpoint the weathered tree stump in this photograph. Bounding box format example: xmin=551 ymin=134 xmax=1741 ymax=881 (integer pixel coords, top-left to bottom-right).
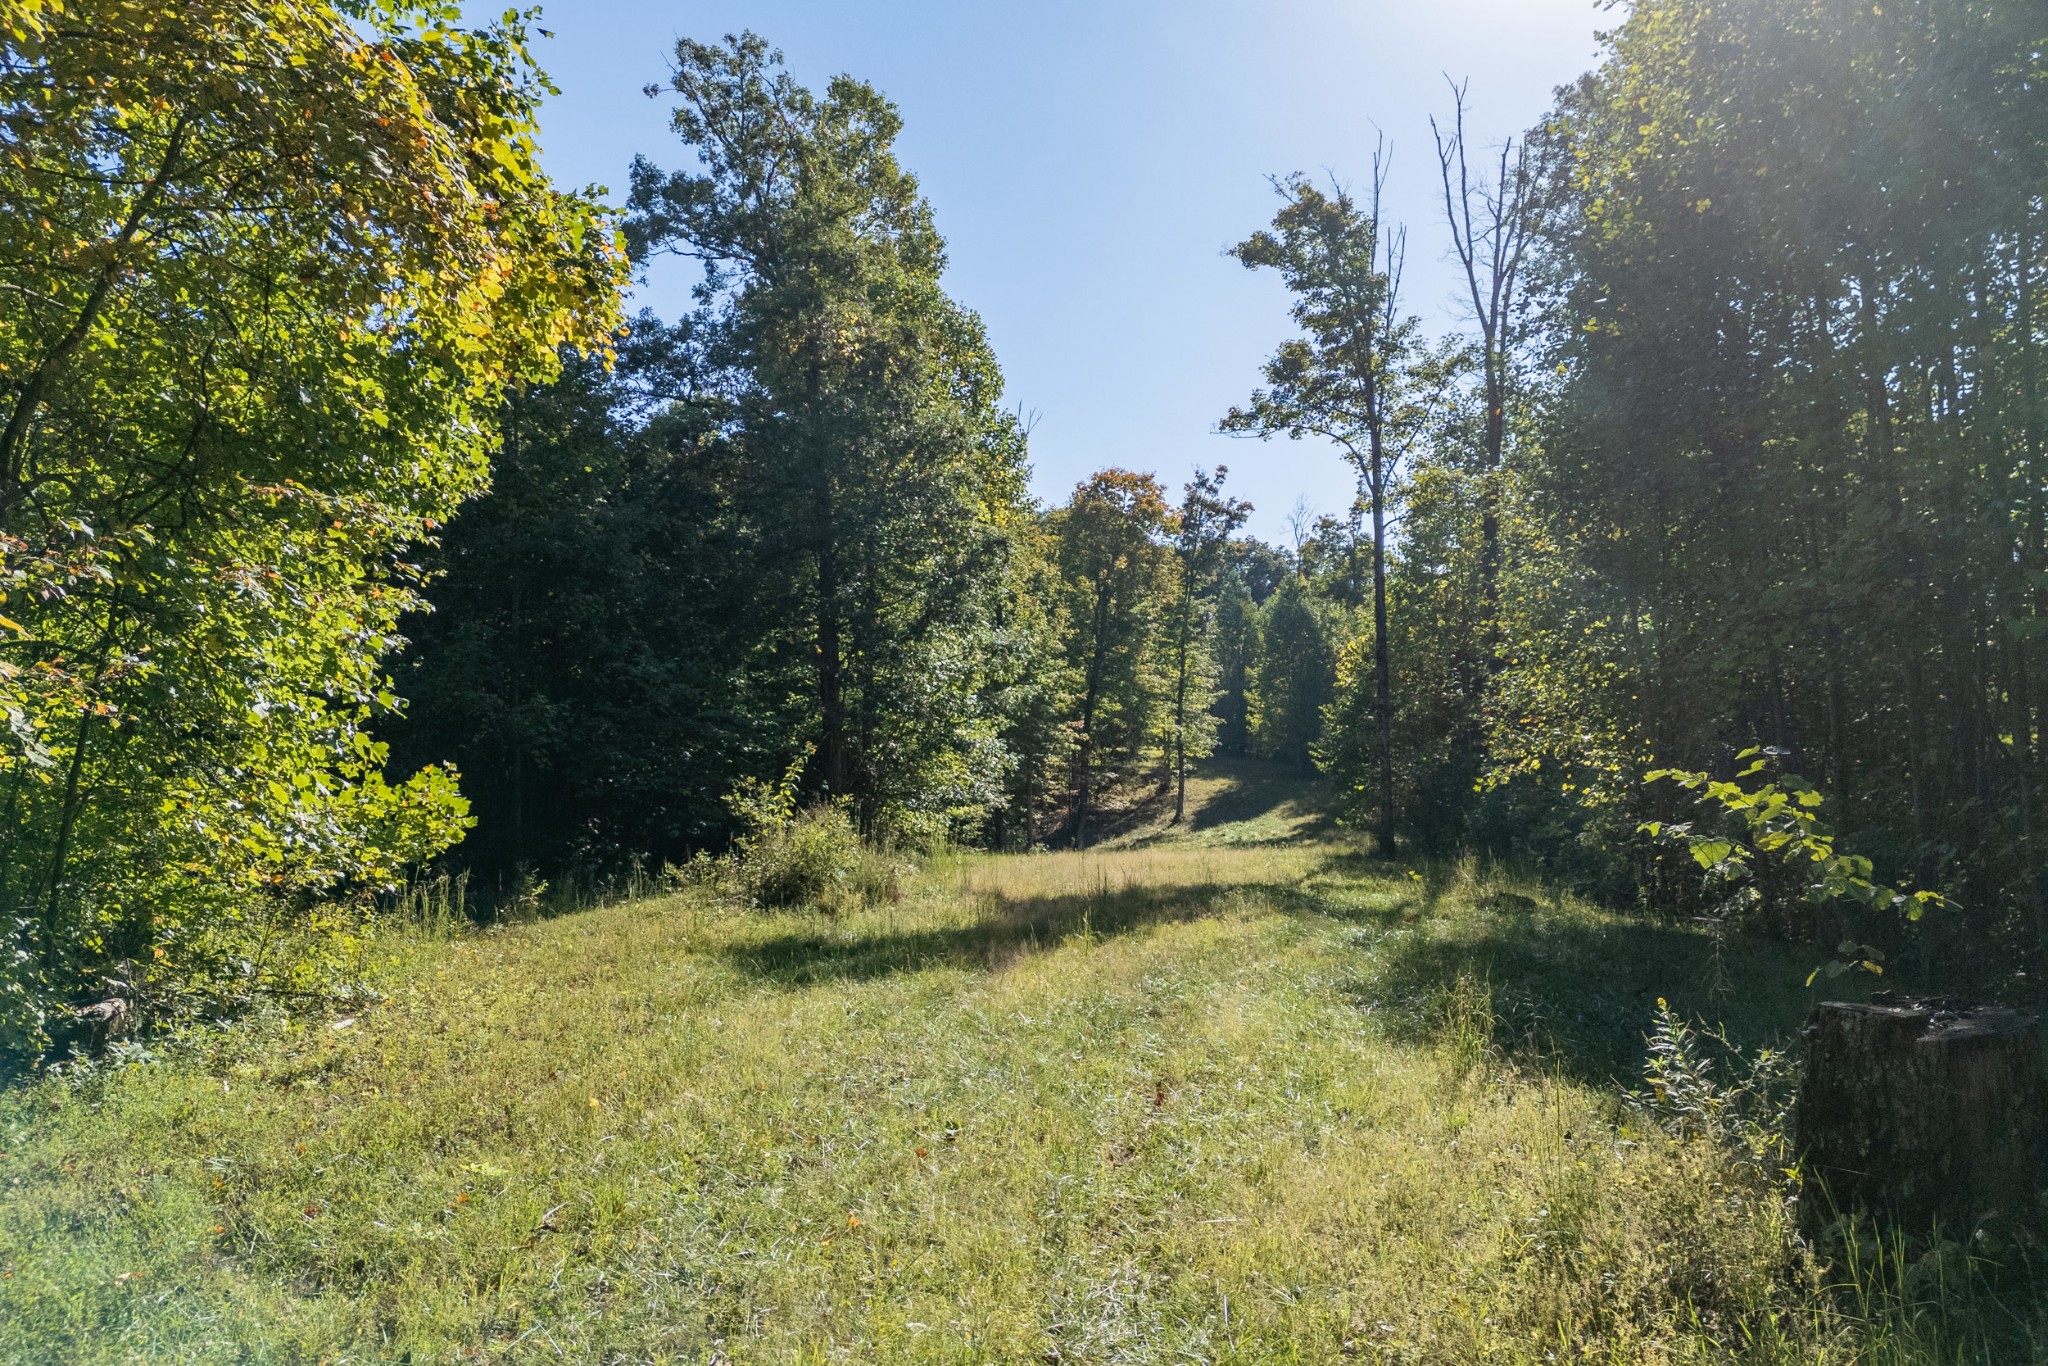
xmin=1797 ymin=997 xmax=2045 ymax=1235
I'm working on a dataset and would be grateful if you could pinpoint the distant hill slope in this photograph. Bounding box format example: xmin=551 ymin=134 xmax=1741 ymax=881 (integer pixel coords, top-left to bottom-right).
xmin=1084 ymin=754 xmax=1336 ymax=849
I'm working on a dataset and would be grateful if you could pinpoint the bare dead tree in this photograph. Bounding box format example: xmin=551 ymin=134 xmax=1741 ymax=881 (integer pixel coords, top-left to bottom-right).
xmin=1432 ymin=78 xmax=1547 ymax=666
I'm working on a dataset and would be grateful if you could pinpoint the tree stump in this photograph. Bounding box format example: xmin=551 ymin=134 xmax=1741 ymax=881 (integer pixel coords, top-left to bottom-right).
xmin=1797 ymin=997 xmax=2045 ymax=1235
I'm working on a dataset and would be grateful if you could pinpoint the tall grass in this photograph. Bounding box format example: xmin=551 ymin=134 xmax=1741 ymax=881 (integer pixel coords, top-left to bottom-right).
xmin=389 ymin=869 xmax=470 ymax=937
xmin=0 ymin=841 xmax=2039 ymax=1361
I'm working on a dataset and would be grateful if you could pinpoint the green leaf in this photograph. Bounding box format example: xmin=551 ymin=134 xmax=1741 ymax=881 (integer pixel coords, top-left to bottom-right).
xmin=1690 ymin=839 xmax=1734 ymax=868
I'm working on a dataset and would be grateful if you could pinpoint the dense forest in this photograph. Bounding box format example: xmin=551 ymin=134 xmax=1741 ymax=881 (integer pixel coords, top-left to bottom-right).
xmin=1 ymin=0 xmax=2044 ymax=1049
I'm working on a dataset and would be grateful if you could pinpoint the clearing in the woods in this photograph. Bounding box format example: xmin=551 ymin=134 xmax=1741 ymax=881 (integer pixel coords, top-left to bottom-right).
xmin=0 ymin=764 xmax=1996 ymax=1363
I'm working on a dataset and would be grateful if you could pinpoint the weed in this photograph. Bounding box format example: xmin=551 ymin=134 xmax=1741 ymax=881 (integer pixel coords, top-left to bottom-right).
xmin=1634 ymin=996 xmax=1796 ymax=1172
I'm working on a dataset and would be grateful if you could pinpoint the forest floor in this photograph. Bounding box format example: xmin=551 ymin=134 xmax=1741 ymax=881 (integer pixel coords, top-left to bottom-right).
xmin=0 ymin=766 xmax=2037 ymax=1363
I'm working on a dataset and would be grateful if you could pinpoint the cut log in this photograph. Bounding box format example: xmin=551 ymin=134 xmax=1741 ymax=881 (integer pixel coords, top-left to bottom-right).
xmin=1797 ymin=997 xmax=2045 ymax=1235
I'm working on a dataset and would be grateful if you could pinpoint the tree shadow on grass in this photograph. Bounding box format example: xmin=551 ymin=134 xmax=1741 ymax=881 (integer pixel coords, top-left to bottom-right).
xmin=1185 ymin=761 xmax=1336 ymax=837
xmin=720 ymin=841 xmax=1850 ymax=1094
xmin=1268 ymin=845 xmax=1837 ymax=1086
xmin=1344 ymin=899 xmax=1844 ymax=1089
xmin=721 ymin=879 xmax=1327 ymax=988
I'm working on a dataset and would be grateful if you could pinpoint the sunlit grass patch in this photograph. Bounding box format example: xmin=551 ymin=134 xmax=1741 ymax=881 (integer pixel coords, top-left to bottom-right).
xmin=0 ymin=841 xmax=2037 ymax=1362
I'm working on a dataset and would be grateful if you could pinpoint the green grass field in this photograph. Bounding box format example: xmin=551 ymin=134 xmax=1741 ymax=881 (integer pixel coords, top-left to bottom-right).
xmin=0 ymin=766 xmax=2038 ymax=1363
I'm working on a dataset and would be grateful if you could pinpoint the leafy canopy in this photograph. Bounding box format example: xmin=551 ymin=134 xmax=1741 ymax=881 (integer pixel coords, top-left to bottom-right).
xmin=0 ymin=0 xmax=622 ymax=1050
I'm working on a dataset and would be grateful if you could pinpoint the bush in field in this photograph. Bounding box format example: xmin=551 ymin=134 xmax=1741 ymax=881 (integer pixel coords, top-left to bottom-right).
xmin=741 ymin=804 xmax=898 ymax=913
xmin=726 ymin=757 xmax=899 ymax=913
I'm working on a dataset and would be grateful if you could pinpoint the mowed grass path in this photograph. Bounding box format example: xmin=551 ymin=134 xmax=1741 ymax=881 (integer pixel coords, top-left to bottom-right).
xmin=0 ymin=830 xmax=1964 ymax=1363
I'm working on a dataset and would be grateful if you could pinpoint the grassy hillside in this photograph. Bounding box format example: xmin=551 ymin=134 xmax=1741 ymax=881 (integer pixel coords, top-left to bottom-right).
xmin=0 ymin=775 xmax=2032 ymax=1362
xmin=1095 ymin=755 xmax=1336 ymax=850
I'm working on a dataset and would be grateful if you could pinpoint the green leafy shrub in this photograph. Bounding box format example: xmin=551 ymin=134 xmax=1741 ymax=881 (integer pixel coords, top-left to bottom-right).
xmin=1640 ymin=749 xmax=1949 ymax=982
xmin=741 ymin=803 xmax=899 ymax=913
xmin=725 ymin=755 xmax=901 ymax=913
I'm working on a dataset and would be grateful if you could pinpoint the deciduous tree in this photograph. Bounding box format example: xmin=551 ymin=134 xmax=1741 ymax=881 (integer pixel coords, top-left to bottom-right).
xmin=1225 ymin=160 xmax=1435 ymax=855
xmin=0 ymin=0 xmax=622 ymax=1047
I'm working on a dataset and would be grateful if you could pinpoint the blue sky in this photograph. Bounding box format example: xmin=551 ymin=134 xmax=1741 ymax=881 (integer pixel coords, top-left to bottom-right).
xmin=479 ymin=1 xmax=1609 ymax=542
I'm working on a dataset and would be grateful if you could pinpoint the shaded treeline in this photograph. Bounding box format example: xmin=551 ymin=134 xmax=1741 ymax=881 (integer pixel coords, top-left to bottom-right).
xmin=1183 ymin=0 xmax=2048 ymax=990
xmin=392 ymin=37 xmax=1302 ymax=877
xmin=1493 ymin=0 xmax=2048 ymax=975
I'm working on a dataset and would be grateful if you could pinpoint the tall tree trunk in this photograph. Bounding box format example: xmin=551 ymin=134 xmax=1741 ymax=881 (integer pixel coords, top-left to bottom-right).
xmin=1370 ymin=462 xmax=1396 ymax=859
xmin=1479 ymin=362 xmax=1505 ymax=670
xmin=2018 ymin=215 xmax=2048 ymax=941
xmin=1171 ymin=571 xmax=1194 ymax=825
xmin=850 ymin=579 xmax=884 ymax=834
xmin=509 ymin=575 xmax=524 ymax=848
xmin=507 ymin=400 xmax=525 ymax=849
xmin=1172 ymin=733 xmax=1187 ymax=824
xmin=1019 ymin=743 xmax=1037 ymax=852
xmin=815 ymin=478 xmax=849 ymax=801
xmin=1860 ymin=265 xmax=1936 ymax=879
xmin=804 ymin=357 xmax=851 ymax=805
xmin=1072 ymin=575 xmax=1113 ymax=848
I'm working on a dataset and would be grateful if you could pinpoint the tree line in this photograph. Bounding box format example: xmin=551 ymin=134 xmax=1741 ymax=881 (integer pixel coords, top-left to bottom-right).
xmin=2 ymin=0 xmax=2043 ymax=1049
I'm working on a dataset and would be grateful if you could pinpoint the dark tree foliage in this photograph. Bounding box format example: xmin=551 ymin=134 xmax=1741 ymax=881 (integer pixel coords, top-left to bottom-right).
xmin=1253 ymin=575 xmax=1339 ymax=772
xmin=393 ymin=323 xmax=786 ymax=881
xmin=1051 ymin=470 xmax=1173 ymax=846
xmin=1470 ymin=0 xmax=2048 ymax=967
xmin=1164 ymin=469 xmax=1251 ymax=822
xmin=1212 ymin=569 xmax=1260 ymax=758
xmin=624 ymin=34 xmax=1028 ymax=840
xmin=981 ymin=518 xmax=1077 ymax=852
xmin=1224 ymin=537 xmax=1294 ymax=606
